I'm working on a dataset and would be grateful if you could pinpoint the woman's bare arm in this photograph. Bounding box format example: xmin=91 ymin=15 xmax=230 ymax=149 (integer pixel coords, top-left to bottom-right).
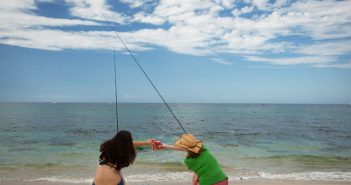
xmin=160 ymin=144 xmax=187 ymax=152
xmin=192 ymin=173 xmax=198 ymax=185
xmin=133 ymin=139 xmax=153 ymax=147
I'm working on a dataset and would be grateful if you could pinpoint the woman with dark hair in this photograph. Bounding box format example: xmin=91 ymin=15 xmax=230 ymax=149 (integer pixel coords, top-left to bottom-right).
xmin=159 ymin=134 xmax=228 ymax=185
xmin=93 ymin=130 xmax=156 ymax=185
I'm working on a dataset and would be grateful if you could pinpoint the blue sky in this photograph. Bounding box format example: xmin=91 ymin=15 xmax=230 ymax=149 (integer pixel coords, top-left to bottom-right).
xmin=0 ymin=0 xmax=350 ymax=104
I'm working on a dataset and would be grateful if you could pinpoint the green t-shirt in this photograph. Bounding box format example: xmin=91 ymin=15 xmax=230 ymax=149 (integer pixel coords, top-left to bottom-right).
xmin=184 ymin=146 xmax=227 ymax=185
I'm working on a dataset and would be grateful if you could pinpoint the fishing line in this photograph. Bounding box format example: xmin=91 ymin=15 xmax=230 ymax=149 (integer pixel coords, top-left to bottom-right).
xmin=100 ymin=12 xmax=188 ymax=134
xmin=113 ymin=47 xmax=119 ymax=132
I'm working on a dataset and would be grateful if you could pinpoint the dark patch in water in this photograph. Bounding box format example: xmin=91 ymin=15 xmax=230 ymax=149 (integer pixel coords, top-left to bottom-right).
xmin=21 ymin=139 xmax=41 ymax=145
xmin=8 ymin=146 xmax=35 ymax=152
xmin=22 ymin=163 xmax=59 ymax=168
xmin=48 ymin=141 xmax=76 ymax=146
xmin=203 ymin=131 xmax=261 ymax=137
xmin=234 ymin=132 xmax=261 ymax=136
xmin=65 ymin=128 xmax=109 ymax=135
xmin=257 ymin=155 xmax=351 ymax=164
xmin=1 ymin=128 xmax=12 ymax=132
xmin=224 ymin=143 xmax=239 ymax=147
xmin=318 ymin=128 xmax=330 ymax=132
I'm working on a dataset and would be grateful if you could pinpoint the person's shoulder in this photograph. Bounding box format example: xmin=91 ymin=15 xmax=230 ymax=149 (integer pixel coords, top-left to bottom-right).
xmin=201 ymin=145 xmax=209 ymax=152
xmin=200 ymin=145 xmax=214 ymax=157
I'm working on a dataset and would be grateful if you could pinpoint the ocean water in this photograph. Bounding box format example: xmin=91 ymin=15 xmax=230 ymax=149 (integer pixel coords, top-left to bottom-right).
xmin=1 ymin=103 xmax=351 ymax=183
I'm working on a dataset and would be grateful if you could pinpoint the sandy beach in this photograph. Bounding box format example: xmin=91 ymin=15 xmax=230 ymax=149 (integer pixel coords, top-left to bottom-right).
xmin=1 ymin=179 xmax=351 ymax=185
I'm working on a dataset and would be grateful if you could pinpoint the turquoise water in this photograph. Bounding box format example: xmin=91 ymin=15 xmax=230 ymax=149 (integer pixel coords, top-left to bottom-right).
xmin=1 ymin=103 xmax=351 ymax=183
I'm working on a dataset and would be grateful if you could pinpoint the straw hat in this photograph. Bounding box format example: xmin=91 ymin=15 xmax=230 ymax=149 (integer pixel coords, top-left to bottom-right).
xmin=175 ymin=134 xmax=203 ymax=153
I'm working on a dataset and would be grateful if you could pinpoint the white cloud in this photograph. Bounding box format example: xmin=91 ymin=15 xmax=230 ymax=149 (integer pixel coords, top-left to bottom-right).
xmin=221 ymin=0 xmax=235 ymax=9
xmin=274 ymin=0 xmax=290 ymax=8
xmin=232 ymin=6 xmax=254 ymax=16
xmin=65 ymin=0 xmax=128 ymax=24
xmin=251 ymin=0 xmax=271 ymax=11
xmin=274 ymin=0 xmax=351 ymax=40
xmin=133 ymin=13 xmax=165 ymax=25
xmin=296 ymin=41 xmax=351 ymax=56
xmin=231 ymin=9 xmax=240 ymax=17
xmin=0 ymin=0 xmax=100 ymax=29
xmin=120 ymin=0 xmax=145 ymax=8
xmin=0 ymin=28 xmax=153 ymax=51
xmin=121 ymin=0 xmax=157 ymax=9
xmin=0 ymin=0 xmax=37 ymax=10
xmin=241 ymin=6 xmax=254 ymax=14
xmin=0 ymin=0 xmax=350 ymax=69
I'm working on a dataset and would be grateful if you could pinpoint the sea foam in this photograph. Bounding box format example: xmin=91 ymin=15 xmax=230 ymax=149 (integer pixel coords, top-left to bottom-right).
xmin=125 ymin=172 xmax=192 ymax=182
xmin=24 ymin=171 xmax=351 ymax=183
xmin=257 ymin=171 xmax=351 ymax=181
xmin=27 ymin=177 xmax=93 ymax=184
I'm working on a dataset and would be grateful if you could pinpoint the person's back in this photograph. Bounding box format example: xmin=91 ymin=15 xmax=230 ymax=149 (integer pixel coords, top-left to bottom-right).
xmin=185 ymin=146 xmax=227 ymax=185
xmin=93 ymin=164 xmax=123 ymax=185
xmin=92 ymin=130 xmax=155 ymax=185
xmin=159 ymin=134 xmax=228 ymax=185
xmin=92 ymin=130 xmax=132 ymax=185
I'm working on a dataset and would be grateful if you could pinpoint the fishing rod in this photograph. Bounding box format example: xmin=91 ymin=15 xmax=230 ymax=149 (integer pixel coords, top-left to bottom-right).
xmin=100 ymin=12 xmax=188 ymax=134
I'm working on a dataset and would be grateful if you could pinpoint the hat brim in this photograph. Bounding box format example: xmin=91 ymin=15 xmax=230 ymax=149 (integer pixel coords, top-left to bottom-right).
xmin=175 ymin=140 xmax=203 ymax=153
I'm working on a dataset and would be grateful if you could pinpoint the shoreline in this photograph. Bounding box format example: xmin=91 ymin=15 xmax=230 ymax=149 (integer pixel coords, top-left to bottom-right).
xmin=1 ymin=164 xmax=351 ymax=184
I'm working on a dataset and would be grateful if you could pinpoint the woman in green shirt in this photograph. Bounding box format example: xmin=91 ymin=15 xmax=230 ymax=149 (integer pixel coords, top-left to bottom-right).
xmin=158 ymin=134 xmax=228 ymax=185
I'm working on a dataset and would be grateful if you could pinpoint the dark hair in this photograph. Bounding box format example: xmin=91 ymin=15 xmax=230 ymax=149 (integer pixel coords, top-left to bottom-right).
xmin=99 ymin=130 xmax=136 ymax=171
xmin=186 ymin=148 xmax=203 ymax=158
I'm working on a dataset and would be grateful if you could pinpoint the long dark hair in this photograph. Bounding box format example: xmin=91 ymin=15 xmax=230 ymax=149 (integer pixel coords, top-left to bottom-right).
xmin=99 ymin=130 xmax=136 ymax=171
xmin=187 ymin=148 xmax=203 ymax=158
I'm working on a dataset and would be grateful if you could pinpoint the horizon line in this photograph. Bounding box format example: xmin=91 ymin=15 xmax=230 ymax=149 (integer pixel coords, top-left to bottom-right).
xmin=0 ymin=101 xmax=350 ymax=105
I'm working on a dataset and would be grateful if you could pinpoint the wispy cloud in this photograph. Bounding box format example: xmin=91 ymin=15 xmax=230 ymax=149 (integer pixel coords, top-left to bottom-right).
xmin=296 ymin=41 xmax=351 ymax=56
xmin=244 ymin=55 xmax=336 ymax=65
xmin=247 ymin=65 xmax=287 ymax=69
xmin=314 ymin=62 xmax=351 ymax=69
xmin=211 ymin=58 xmax=233 ymax=65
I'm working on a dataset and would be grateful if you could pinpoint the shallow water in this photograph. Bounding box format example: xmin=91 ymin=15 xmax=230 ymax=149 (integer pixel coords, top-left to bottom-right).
xmin=1 ymin=103 xmax=351 ymax=182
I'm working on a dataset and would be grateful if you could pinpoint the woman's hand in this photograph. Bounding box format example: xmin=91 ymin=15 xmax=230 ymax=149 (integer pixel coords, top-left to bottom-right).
xmin=147 ymin=139 xmax=155 ymax=145
xmin=134 ymin=139 xmax=163 ymax=149
xmin=152 ymin=140 xmax=162 ymax=150
xmin=149 ymin=139 xmax=162 ymax=150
